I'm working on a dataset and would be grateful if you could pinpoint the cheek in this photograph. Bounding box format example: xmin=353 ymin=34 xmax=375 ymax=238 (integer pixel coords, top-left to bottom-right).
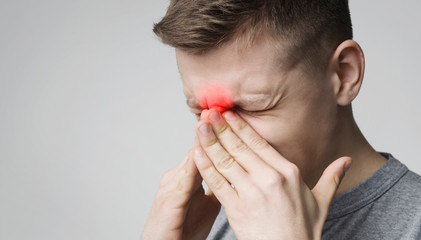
xmin=238 ymin=113 xmax=311 ymax=157
xmin=237 ymin=114 xmax=285 ymax=147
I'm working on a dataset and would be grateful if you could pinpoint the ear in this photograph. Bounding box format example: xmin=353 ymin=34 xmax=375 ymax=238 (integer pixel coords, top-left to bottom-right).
xmin=329 ymin=40 xmax=365 ymax=106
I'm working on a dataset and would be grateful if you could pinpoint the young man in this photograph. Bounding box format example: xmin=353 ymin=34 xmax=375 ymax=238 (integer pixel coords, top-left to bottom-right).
xmin=142 ymin=1 xmax=421 ymax=239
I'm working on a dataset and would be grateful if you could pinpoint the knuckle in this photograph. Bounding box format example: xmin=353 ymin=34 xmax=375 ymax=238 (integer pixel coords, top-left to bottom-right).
xmin=159 ymin=170 xmax=173 ymax=187
xmin=231 ymin=139 xmax=249 ymax=155
xmin=216 ymin=155 xmax=235 ymax=170
xmin=174 ymin=174 xmax=195 ymax=194
xmin=208 ymin=171 xmax=226 ymax=190
xmin=204 ymin=135 xmax=219 ymax=148
xmin=175 ymin=177 xmax=185 ymax=192
xmin=214 ymin=123 xmax=230 ymax=135
xmin=250 ymin=136 xmax=270 ymax=150
xmin=236 ymin=119 xmax=248 ymax=131
xmin=155 ymin=188 xmax=169 ymax=203
xmin=332 ymin=174 xmax=341 ymax=188
xmin=265 ymin=171 xmax=284 ymax=187
xmin=285 ymin=163 xmax=301 ymax=180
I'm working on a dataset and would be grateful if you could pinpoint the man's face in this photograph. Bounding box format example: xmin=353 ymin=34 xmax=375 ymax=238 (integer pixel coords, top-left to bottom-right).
xmin=177 ymin=38 xmax=339 ymax=183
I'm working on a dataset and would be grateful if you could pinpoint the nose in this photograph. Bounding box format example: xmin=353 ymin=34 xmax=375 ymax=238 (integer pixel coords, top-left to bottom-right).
xmin=199 ymin=85 xmax=233 ymax=113
xmin=206 ymin=105 xmax=231 ymax=113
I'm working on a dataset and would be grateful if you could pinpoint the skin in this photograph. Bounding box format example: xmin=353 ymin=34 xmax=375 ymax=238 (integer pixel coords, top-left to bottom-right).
xmin=141 ymin=37 xmax=387 ymax=239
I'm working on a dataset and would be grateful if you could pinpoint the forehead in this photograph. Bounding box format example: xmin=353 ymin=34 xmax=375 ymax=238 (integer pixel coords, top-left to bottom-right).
xmin=177 ymin=39 xmax=291 ymax=109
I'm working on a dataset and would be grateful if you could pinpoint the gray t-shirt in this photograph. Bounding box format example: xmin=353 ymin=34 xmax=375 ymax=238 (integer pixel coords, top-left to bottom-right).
xmin=207 ymin=153 xmax=421 ymax=240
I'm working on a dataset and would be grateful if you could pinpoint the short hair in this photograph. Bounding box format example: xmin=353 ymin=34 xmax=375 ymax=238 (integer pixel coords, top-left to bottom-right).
xmin=153 ymin=0 xmax=353 ymax=71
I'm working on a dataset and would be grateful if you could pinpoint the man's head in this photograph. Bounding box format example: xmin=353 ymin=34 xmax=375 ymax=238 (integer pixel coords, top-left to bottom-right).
xmin=153 ymin=0 xmax=364 ymax=186
xmin=154 ymin=0 xmax=353 ymax=71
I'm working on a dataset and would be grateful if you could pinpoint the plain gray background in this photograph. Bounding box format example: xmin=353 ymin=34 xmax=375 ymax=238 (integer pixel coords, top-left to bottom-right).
xmin=1 ymin=1 xmax=420 ymax=239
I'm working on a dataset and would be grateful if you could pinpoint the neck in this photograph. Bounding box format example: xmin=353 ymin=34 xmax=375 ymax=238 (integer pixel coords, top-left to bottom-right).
xmin=330 ymin=106 xmax=387 ymax=195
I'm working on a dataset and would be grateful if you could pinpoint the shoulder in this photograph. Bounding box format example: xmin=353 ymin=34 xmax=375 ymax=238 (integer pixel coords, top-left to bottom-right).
xmin=396 ymin=169 xmax=421 ymax=190
xmin=323 ymin=153 xmax=421 ymax=239
xmin=386 ymin=169 xmax=421 ymax=210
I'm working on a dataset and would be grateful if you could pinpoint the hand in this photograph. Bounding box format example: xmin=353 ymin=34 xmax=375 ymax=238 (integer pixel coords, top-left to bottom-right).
xmin=141 ymin=145 xmax=221 ymax=240
xmin=194 ymin=109 xmax=352 ymax=240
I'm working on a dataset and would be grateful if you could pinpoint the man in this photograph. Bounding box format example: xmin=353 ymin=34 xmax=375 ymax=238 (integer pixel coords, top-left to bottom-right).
xmin=141 ymin=0 xmax=421 ymax=239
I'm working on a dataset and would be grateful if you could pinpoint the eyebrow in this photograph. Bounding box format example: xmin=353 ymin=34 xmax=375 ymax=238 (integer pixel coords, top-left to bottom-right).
xmin=186 ymin=94 xmax=270 ymax=110
xmin=186 ymin=99 xmax=201 ymax=109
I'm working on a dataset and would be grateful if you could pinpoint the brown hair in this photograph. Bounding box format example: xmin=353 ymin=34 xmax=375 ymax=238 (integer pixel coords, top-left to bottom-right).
xmin=153 ymin=0 xmax=353 ymax=70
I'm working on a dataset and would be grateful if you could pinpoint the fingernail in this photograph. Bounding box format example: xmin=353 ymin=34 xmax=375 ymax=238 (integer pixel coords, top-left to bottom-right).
xmin=209 ymin=110 xmax=220 ymax=122
xmin=195 ymin=148 xmax=204 ymax=158
xmin=199 ymin=123 xmax=211 ymax=135
xmin=223 ymin=111 xmax=236 ymax=121
xmin=201 ymin=109 xmax=209 ymax=120
xmin=343 ymin=160 xmax=352 ymax=172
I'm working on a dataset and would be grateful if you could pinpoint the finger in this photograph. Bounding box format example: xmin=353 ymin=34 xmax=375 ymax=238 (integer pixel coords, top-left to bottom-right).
xmin=163 ymin=135 xmax=200 ymax=184
xmin=193 ymin=147 xmax=238 ymax=206
xmin=187 ymin=148 xmax=205 ymax=192
xmin=192 ymin=136 xmax=205 ymax=188
xmin=311 ymin=157 xmax=352 ymax=211
xmin=155 ymin=150 xmax=202 ymax=211
xmin=205 ymin=109 xmax=272 ymax=174
xmin=200 ymin=109 xmax=210 ymax=121
xmin=174 ymin=150 xmax=200 ymax=194
xmin=159 ymin=151 xmax=190 ymax=187
xmin=222 ymin=111 xmax=292 ymax=172
xmin=196 ymin=121 xmax=251 ymax=190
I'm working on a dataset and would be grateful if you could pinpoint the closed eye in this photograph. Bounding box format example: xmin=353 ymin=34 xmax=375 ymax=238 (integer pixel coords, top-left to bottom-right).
xmin=191 ymin=107 xmax=268 ymax=119
xmin=235 ymin=106 xmax=272 ymax=116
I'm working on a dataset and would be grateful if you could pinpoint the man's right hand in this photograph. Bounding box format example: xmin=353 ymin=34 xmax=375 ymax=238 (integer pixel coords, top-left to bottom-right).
xmin=141 ymin=147 xmax=221 ymax=240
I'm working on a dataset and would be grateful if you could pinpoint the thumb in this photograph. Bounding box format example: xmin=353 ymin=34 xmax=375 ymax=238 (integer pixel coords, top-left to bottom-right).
xmin=311 ymin=157 xmax=352 ymax=210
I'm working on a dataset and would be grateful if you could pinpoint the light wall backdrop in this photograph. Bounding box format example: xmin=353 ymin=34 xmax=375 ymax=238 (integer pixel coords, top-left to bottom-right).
xmin=1 ymin=1 xmax=420 ymax=239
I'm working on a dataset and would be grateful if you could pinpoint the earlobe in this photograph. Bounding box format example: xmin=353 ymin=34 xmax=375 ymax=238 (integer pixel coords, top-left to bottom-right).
xmin=330 ymin=40 xmax=365 ymax=106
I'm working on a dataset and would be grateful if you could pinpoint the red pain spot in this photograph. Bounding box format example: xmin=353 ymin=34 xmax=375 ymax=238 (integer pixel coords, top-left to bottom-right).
xmin=199 ymin=85 xmax=233 ymax=113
